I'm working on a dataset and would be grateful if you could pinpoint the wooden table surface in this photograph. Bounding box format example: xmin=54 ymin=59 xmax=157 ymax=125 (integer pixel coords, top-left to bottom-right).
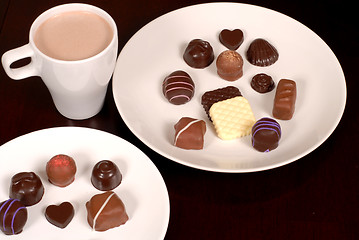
xmin=0 ymin=0 xmax=357 ymax=239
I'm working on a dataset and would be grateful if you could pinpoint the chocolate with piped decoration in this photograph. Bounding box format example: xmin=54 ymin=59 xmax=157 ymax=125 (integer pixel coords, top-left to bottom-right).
xmin=174 ymin=117 xmax=206 ymax=150
xmin=91 ymin=160 xmax=122 ymax=191
xmin=162 ymin=70 xmax=195 ymax=105
xmin=183 ymin=39 xmax=214 ymax=68
xmin=0 ymin=199 xmax=27 ymax=235
xmin=46 ymin=154 xmax=77 ymax=187
xmin=246 ymin=38 xmax=279 ymax=66
xmin=251 ymin=117 xmax=281 ymax=152
xmin=272 ymin=79 xmax=297 ymax=120
xmin=251 ymin=73 xmax=275 ymax=93
xmin=216 ymin=50 xmax=243 ymax=81
xmin=86 ymin=191 xmax=128 ymax=231
xmin=45 ymin=202 xmax=74 ymax=229
xmin=201 ymin=86 xmax=242 ymax=121
xmin=219 ymin=29 xmax=244 ymax=50
xmin=9 ymin=172 xmax=44 ymax=206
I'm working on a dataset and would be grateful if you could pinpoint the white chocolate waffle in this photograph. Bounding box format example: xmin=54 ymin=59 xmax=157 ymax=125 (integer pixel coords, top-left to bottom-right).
xmin=209 ymin=96 xmax=256 ymax=140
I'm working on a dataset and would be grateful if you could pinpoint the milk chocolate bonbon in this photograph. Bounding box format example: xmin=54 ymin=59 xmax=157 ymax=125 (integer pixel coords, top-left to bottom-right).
xmin=174 ymin=117 xmax=206 ymax=150
xmin=91 ymin=160 xmax=122 ymax=191
xmin=251 ymin=117 xmax=281 ymax=152
xmin=9 ymin=172 xmax=44 ymax=206
xmin=46 ymin=154 xmax=77 ymax=187
xmin=0 ymin=199 xmax=27 ymax=235
xmin=272 ymin=79 xmax=297 ymax=120
xmin=246 ymin=38 xmax=279 ymax=66
xmin=86 ymin=191 xmax=128 ymax=231
xmin=183 ymin=39 xmax=214 ymax=68
xmin=162 ymin=70 xmax=195 ymax=105
xmin=216 ymin=50 xmax=244 ymax=81
xmin=219 ymin=29 xmax=244 ymax=50
xmin=251 ymin=73 xmax=275 ymax=93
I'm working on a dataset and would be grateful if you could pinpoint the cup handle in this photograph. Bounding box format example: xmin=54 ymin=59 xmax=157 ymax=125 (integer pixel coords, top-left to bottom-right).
xmin=1 ymin=44 xmax=40 ymax=80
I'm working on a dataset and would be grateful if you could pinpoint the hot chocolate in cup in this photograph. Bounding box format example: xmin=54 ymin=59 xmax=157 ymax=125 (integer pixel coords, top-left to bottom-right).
xmin=1 ymin=3 xmax=118 ymax=120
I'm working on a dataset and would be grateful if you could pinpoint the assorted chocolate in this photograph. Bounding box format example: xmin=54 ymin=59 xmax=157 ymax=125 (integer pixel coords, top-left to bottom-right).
xmin=1 ymin=155 xmax=127 ymax=236
xmin=246 ymin=38 xmax=279 ymax=66
xmin=162 ymin=70 xmax=195 ymax=105
xmin=9 ymin=172 xmax=44 ymax=206
xmin=273 ymin=79 xmax=297 ymax=120
xmin=46 ymin=154 xmax=77 ymax=187
xmin=86 ymin=191 xmax=128 ymax=231
xmin=216 ymin=50 xmax=243 ymax=81
xmin=183 ymin=39 xmax=214 ymax=68
xmin=219 ymin=29 xmax=244 ymax=50
xmin=252 ymin=117 xmax=281 ymax=152
xmin=0 ymin=199 xmax=27 ymax=235
xmin=251 ymin=73 xmax=275 ymax=93
xmin=174 ymin=117 xmax=206 ymax=150
xmin=45 ymin=202 xmax=74 ymax=229
xmin=91 ymin=160 xmax=122 ymax=191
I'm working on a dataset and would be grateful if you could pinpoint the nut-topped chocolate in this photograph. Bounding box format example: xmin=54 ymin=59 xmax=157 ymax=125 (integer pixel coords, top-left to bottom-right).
xmin=91 ymin=160 xmax=122 ymax=191
xmin=183 ymin=39 xmax=214 ymax=68
xmin=246 ymin=38 xmax=279 ymax=66
xmin=9 ymin=172 xmax=44 ymax=206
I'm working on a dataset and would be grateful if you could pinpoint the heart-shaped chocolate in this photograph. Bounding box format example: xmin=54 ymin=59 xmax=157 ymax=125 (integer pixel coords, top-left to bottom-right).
xmin=45 ymin=202 xmax=74 ymax=228
xmin=219 ymin=29 xmax=244 ymax=50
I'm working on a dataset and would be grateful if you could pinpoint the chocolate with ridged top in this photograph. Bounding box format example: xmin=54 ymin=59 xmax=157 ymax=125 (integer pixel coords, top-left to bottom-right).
xmin=91 ymin=160 xmax=122 ymax=191
xmin=273 ymin=79 xmax=297 ymax=120
xmin=162 ymin=70 xmax=195 ymax=105
xmin=0 ymin=199 xmax=27 ymax=235
xmin=201 ymin=86 xmax=242 ymax=121
xmin=251 ymin=73 xmax=275 ymax=93
xmin=251 ymin=117 xmax=281 ymax=152
xmin=246 ymin=38 xmax=279 ymax=66
xmin=9 ymin=172 xmax=44 ymax=206
xmin=183 ymin=39 xmax=214 ymax=68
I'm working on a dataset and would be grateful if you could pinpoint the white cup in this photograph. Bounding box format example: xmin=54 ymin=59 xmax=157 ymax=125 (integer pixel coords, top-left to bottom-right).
xmin=1 ymin=3 xmax=118 ymax=120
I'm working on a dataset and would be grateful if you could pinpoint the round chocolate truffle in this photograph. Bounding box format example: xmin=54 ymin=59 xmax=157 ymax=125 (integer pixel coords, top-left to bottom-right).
xmin=91 ymin=160 xmax=122 ymax=191
xmin=246 ymin=38 xmax=279 ymax=66
xmin=0 ymin=199 xmax=27 ymax=235
xmin=9 ymin=172 xmax=44 ymax=206
xmin=162 ymin=70 xmax=195 ymax=105
xmin=46 ymin=154 xmax=77 ymax=187
xmin=183 ymin=39 xmax=214 ymax=68
xmin=251 ymin=117 xmax=281 ymax=152
xmin=216 ymin=50 xmax=243 ymax=81
xmin=251 ymin=73 xmax=275 ymax=93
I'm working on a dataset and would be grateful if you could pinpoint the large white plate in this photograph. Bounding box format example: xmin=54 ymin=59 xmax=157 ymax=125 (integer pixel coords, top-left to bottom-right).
xmin=113 ymin=3 xmax=346 ymax=172
xmin=0 ymin=127 xmax=169 ymax=239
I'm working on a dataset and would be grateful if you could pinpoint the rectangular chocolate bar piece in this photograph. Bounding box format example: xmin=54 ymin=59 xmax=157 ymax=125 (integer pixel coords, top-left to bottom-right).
xmin=272 ymin=79 xmax=297 ymax=120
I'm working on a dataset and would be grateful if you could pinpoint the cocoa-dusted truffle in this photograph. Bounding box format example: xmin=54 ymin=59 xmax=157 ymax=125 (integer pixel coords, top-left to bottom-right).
xmin=162 ymin=70 xmax=195 ymax=105
xmin=0 ymin=199 xmax=27 ymax=235
xmin=183 ymin=39 xmax=214 ymax=68
xmin=46 ymin=154 xmax=77 ymax=187
xmin=91 ymin=160 xmax=122 ymax=191
xmin=9 ymin=172 xmax=44 ymax=206
xmin=174 ymin=117 xmax=206 ymax=150
xmin=216 ymin=50 xmax=243 ymax=81
xmin=86 ymin=191 xmax=128 ymax=231
xmin=246 ymin=38 xmax=279 ymax=66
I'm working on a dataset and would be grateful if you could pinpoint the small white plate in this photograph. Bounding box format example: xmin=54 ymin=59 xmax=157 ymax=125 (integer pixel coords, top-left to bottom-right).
xmin=113 ymin=3 xmax=346 ymax=172
xmin=0 ymin=127 xmax=169 ymax=239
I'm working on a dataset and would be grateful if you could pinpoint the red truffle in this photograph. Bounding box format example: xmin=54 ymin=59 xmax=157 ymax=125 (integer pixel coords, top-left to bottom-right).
xmin=46 ymin=154 xmax=77 ymax=187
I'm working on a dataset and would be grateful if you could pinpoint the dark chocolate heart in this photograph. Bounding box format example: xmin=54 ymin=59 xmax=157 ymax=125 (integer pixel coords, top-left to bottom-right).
xmin=219 ymin=29 xmax=244 ymax=50
xmin=45 ymin=202 xmax=74 ymax=228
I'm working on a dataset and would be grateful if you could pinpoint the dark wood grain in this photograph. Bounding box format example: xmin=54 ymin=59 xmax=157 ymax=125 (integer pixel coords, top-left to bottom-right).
xmin=0 ymin=0 xmax=357 ymax=239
